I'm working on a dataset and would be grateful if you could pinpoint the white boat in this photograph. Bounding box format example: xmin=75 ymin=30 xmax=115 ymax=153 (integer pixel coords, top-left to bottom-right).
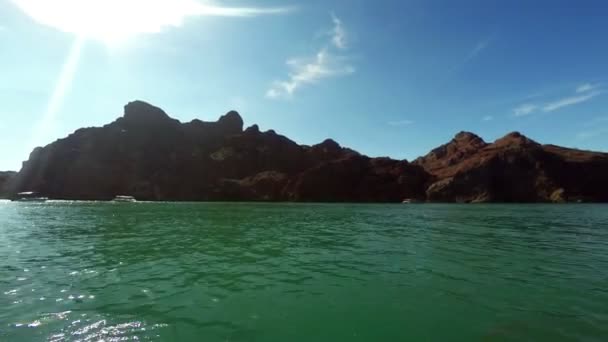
xmin=112 ymin=195 xmax=137 ymax=202
xmin=13 ymin=192 xmax=48 ymax=202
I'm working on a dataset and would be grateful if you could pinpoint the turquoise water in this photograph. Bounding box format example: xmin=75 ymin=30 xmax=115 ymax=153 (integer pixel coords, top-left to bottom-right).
xmin=1 ymin=201 xmax=607 ymax=341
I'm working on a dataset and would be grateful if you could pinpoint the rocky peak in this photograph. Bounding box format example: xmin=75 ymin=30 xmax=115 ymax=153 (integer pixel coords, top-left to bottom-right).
xmin=444 ymin=131 xmax=487 ymax=155
xmin=315 ymin=139 xmax=341 ymax=152
xmin=123 ymin=100 xmax=173 ymax=126
xmin=453 ymin=131 xmax=486 ymax=146
xmin=306 ymin=139 xmax=345 ymax=162
xmin=245 ymin=124 xmax=260 ymax=134
xmin=493 ymin=131 xmax=539 ymax=148
xmin=414 ymin=131 xmax=487 ymax=172
xmin=217 ymin=110 xmax=244 ymax=134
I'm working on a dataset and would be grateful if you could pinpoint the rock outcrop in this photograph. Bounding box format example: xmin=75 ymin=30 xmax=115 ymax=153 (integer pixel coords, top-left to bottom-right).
xmin=414 ymin=131 xmax=608 ymax=203
xmin=8 ymin=101 xmax=608 ymax=203
xmin=9 ymin=101 xmax=429 ymax=202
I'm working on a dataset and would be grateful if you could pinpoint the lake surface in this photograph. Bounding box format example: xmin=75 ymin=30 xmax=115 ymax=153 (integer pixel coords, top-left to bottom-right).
xmin=1 ymin=202 xmax=607 ymax=341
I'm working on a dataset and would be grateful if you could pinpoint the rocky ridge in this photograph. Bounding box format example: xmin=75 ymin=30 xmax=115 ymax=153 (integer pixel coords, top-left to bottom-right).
xmin=5 ymin=101 xmax=608 ymax=202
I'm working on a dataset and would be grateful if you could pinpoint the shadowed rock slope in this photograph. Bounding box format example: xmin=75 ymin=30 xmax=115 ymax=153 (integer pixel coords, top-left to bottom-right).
xmin=8 ymin=101 xmax=429 ymax=202
xmin=7 ymin=101 xmax=608 ymax=202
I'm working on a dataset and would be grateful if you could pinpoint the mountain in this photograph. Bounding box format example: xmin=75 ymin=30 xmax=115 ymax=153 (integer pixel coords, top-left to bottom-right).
xmin=8 ymin=101 xmax=430 ymax=202
xmin=7 ymin=100 xmax=608 ymax=202
xmin=414 ymin=132 xmax=608 ymax=203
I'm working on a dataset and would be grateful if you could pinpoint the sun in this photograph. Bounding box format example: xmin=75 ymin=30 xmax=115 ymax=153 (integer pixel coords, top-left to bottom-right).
xmin=11 ymin=0 xmax=203 ymax=45
xmin=12 ymin=0 xmax=293 ymax=45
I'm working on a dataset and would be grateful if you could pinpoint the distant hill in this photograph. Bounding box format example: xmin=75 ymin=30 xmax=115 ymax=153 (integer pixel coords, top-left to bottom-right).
xmin=5 ymin=101 xmax=608 ymax=202
xmin=413 ymin=132 xmax=608 ymax=202
xmin=0 ymin=171 xmax=17 ymax=198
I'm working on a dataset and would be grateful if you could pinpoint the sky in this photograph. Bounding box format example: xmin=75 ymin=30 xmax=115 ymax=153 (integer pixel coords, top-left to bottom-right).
xmin=0 ymin=0 xmax=607 ymax=171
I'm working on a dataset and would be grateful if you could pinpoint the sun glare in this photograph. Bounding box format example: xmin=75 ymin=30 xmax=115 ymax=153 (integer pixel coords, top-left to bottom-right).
xmin=12 ymin=0 xmax=293 ymax=46
xmin=12 ymin=0 xmax=204 ymax=45
xmin=25 ymin=36 xmax=84 ymax=161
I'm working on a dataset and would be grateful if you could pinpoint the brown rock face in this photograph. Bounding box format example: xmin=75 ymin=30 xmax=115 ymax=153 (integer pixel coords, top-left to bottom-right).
xmin=9 ymin=101 xmax=608 ymax=203
xmin=413 ymin=131 xmax=487 ymax=177
xmin=285 ymin=156 xmax=430 ymax=202
xmin=10 ymin=101 xmax=429 ymax=202
xmin=417 ymin=131 xmax=608 ymax=202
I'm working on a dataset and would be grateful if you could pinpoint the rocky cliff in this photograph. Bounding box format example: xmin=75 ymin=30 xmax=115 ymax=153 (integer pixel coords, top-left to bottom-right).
xmin=8 ymin=101 xmax=608 ymax=202
xmin=9 ymin=101 xmax=430 ymax=202
xmin=414 ymin=132 xmax=608 ymax=203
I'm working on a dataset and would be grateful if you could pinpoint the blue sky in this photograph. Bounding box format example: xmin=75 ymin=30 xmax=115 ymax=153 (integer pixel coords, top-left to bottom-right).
xmin=1 ymin=0 xmax=607 ymax=171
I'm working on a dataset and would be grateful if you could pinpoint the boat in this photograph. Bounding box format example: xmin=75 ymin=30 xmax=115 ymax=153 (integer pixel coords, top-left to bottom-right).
xmin=112 ymin=195 xmax=137 ymax=203
xmin=12 ymin=192 xmax=49 ymax=202
xmin=401 ymin=198 xmax=422 ymax=204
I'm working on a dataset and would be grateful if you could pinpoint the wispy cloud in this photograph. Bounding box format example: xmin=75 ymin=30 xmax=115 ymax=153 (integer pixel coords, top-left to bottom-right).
xmin=464 ymin=39 xmax=491 ymax=63
xmin=512 ymin=82 xmax=604 ymax=116
xmin=330 ymin=13 xmax=347 ymax=49
xmin=266 ymin=49 xmax=354 ymax=98
xmin=194 ymin=4 xmax=294 ymax=17
xmin=388 ymin=119 xmax=414 ymax=126
xmin=11 ymin=0 xmax=294 ymax=43
xmin=576 ymin=83 xmax=600 ymax=93
xmin=482 ymin=115 xmax=494 ymax=121
xmin=542 ymin=91 xmax=601 ymax=112
xmin=513 ymin=104 xmax=538 ymax=117
xmin=266 ymin=14 xmax=354 ymax=99
xmin=448 ymin=37 xmax=492 ymax=75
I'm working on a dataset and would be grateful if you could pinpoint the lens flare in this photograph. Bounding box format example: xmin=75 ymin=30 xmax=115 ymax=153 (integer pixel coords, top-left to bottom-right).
xmin=26 ymin=36 xmax=84 ymax=156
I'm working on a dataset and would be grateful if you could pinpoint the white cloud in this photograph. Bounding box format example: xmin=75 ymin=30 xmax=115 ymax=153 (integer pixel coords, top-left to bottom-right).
xmin=543 ymin=91 xmax=601 ymax=112
xmin=330 ymin=13 xmax=347 ymax=49
xmin=482 ymin=115 xmax=493 ymax=121
xmin=11 ymin=0 xmax=293 ymax=44
xmin=512 ymin=82 xmax=604 ymax=118
xmin=576 ymin=83 xmax=599 ymax=93
xmin=266 ymin=49 xmax=354 ymax=98
xmin=513 ymin=104 xmax=537 ymax=117
xmin=388 ymin=119 xmax=414 ymax=126
xmin=266 ymin=14 xmax=354 ymax=99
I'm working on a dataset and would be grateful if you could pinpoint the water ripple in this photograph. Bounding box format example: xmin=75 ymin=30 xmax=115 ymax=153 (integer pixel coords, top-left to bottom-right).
xmin=1 ymin=202 xmax=607 ymax=341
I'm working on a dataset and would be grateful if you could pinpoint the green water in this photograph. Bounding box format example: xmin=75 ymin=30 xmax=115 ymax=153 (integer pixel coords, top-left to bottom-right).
xmin=1 ymin=202 xmax=607 ymax=341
